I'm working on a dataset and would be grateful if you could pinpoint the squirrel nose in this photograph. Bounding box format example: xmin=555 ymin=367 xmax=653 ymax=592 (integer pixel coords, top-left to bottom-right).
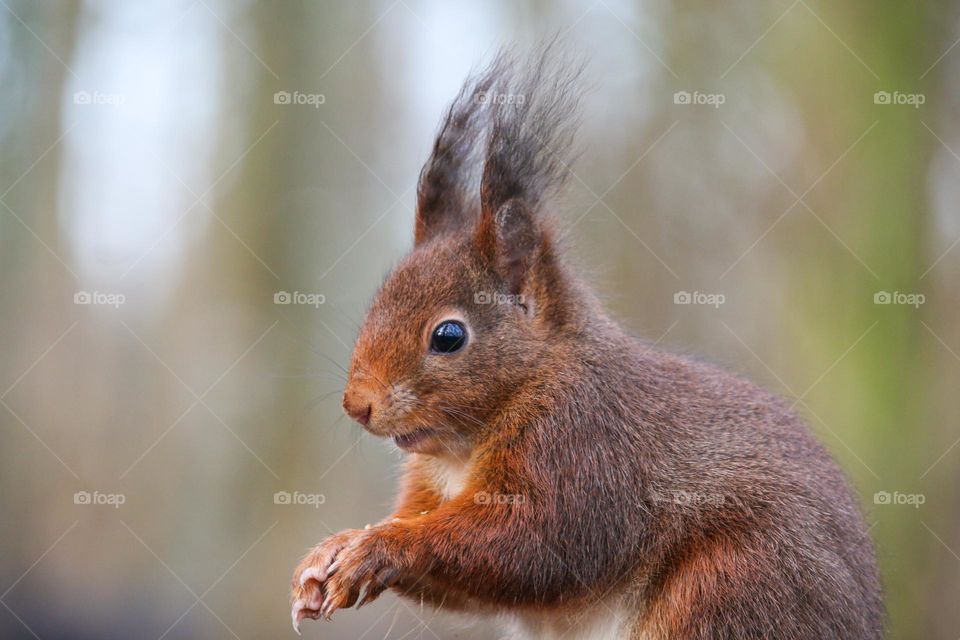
xmin=343 ymin=395 xmax=372 ymax=426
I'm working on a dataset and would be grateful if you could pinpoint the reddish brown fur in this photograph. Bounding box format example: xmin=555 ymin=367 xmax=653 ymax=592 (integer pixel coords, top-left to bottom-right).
xmin=644 ymin=535 xmax=750 ymax=636
xmin=290 ymin=48 xmax=883 ymax=639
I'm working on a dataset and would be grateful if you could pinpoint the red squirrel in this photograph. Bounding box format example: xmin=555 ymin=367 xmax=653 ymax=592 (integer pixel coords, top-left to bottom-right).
xmin=290 ymin=49 xmax=883 ymax=639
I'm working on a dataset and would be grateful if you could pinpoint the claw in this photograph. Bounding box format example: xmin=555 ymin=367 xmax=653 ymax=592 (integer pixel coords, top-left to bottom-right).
xmin=291 ymin=601 xmax=304 ymax=635
xmin=321 ymin=593 xmax=338 ymax=620
xmin=299 ymin=565 xmax=324 ymax=587
xmin=292 ymin=600 xmax=321 ymax=635
xmin=357 ymin=566 xmax=398 ymax=609
xmin=356 ymin=588 xmax=377 ymax=610
xmin=326 ymin=558 xmax=342 ymax=576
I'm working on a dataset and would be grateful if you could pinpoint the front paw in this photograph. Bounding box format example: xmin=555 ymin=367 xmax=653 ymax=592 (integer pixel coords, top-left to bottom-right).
xmin=290 ymin=528 xmax=364 ymax=633
xmin=320 ymin=527 xmax=407 ymax=620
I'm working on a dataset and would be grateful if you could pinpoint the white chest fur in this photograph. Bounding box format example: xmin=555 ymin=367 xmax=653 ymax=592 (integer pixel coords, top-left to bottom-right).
xmin=426 ymin=455 xmax=471 ymax=501
xmin=504 ymin=598 xmax=638 ymax=640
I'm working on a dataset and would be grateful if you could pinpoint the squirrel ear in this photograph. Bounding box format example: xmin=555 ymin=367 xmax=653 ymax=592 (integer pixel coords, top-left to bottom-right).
xmin=414 ymin=194 xmax=476 ymax=246
xmin=476 ymin=199 xmax=542 ymax=296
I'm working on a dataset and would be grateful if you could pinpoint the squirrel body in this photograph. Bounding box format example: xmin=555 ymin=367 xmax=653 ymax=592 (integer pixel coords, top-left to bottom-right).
xmin=291 ymin=48 xmax=883 ymax=639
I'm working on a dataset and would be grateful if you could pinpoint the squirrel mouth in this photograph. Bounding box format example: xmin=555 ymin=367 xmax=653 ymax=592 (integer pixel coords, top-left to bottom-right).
xmin=393 ymin=428 xmax=436 ymax=451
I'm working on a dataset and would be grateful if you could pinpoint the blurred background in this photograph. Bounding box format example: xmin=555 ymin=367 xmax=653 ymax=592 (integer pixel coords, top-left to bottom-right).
xmin=0 ymin=0 xmax=958 ymax=638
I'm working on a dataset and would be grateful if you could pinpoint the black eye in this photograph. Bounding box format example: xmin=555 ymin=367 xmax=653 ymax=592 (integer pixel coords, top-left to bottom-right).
xmin=429 ymin=320 xmax=467 ymax=354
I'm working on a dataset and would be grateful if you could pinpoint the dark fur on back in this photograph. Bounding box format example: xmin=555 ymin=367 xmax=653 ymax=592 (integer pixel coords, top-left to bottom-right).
xmin=291 ymin=48 xmax=884 ymax=640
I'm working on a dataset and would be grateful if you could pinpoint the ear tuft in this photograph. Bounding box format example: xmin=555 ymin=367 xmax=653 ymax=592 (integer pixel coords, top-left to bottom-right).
xmin=414 ymin=55 xmax=510 ymax=246
xmin=478 ymin=41 xmax=583 ymax=220
xmin=415 ymin=43 xmax=583 ymax=248
xmin=468 ymin=42 xmax=582 ymax=302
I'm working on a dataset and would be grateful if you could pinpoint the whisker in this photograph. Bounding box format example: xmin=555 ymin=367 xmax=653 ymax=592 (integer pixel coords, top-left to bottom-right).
xmin=442 ymin=403 xmax=488 ymax=411
xmin=314 ymin=351 xmax=350 ymax=376
xmin=437 ymin=401 xmax=489 ymax=411
xmin=325 ymin=298 xmax=363 ymax=333
xmin=439 ymin=406 xmax=486 ymax=429
xmin=305 ymin=389 xmax=345 ymax=410
xmin=270 ymin=370 xmax=347 ymax=382
xmin=278 ymin=332 xmax=351 ymax=375
xmin=354 ymin=366 xmax=391 ymax=391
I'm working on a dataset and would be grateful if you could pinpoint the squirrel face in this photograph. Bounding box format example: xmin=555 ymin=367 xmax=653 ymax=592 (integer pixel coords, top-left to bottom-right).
xmin=343 ymin=48 xmax=583 ymax=458
xmin=343 ymin=230 xmax=545 ymax=457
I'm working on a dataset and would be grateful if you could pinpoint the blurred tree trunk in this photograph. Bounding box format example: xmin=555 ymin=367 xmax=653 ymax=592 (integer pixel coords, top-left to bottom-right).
xmin=163 ymin=1 xmax=398 ymax=633
xmin=0 ymin=0 xmax=79 ymax=587
xmin=774 ymin=2 xmax=940 ymax=636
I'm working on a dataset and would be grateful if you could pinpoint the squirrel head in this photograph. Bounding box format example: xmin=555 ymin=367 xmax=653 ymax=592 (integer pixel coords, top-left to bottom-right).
xmin=343 ymin=47 xmax=585 ymax=457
